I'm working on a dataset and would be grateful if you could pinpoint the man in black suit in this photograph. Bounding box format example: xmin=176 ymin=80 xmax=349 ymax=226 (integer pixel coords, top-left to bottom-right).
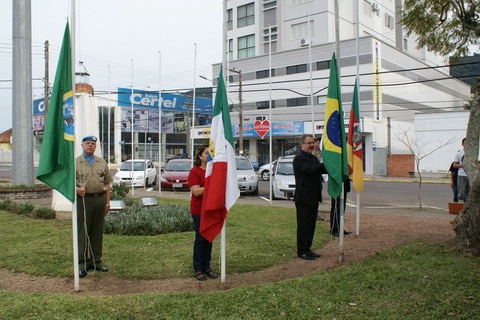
xmin=293 ymin=134 xmax=328 ymax=260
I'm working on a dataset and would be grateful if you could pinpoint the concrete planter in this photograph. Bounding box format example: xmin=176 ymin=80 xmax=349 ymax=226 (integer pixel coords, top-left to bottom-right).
xmin=0 ymin=187 xmax=52 ymax=200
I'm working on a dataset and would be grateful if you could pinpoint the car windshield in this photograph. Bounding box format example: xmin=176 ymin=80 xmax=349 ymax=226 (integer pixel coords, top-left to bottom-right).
xmin=236 ymin=159 xmax=253 ymax=170
xmin=120 ymin=162 xmax=145 ymax=171
xmin=165 ymin=161 xmax=191 ymax=171
xmin=276 ymin=162 xmax=294 ymax=175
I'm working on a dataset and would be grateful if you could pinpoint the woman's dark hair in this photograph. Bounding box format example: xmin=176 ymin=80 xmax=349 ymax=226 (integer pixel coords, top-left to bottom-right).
xmin=193 ymin=144 xmax=209 ymax=167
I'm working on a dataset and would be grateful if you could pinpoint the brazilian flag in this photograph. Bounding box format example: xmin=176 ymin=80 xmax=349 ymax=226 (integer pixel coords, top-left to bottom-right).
xmin=322 ymin=53 xmax=348 ymax=199
xmin=37 ymin=23 xmax=75 ymax=203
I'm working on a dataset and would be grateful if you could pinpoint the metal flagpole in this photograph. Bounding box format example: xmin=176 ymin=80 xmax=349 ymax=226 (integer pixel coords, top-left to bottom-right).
xmin=355 ymin=0 xmax=361 ymax=236
xmin=220 ymin=0 xmax=227 ymax=283
xmin=191 ymin=43 xmax=197 ymax=167
xmin=70 ymin=0 xmax=80 ymax=291
xmin=268 ymin=25 xmax=273 ymax=205
xmin=334 ymin=0 xmax=345 ymax=263
xmin=130 ymin=59 xmax=135 ymax=196
xmin=158 ymin=51 xmax=162 ymax=197
xmin=107 ymin=65 xmax=111 ymax=165
xmin=308 ymin=16 xmax=314 ymax=136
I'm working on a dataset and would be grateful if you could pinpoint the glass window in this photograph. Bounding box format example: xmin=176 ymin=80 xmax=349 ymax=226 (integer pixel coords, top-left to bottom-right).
xmin=238 ymin=34 xmax=255 ymax=58
xmin=287 ymin=97 xmax=307 ymax=107
xmin=316 ymin=60 xmax=330 ymax=70
xmin=256 ymin=69 xmax=275 ymax=79
xmin=228 ymin=39 xmax=233 ymax=61
xmin=256 ymin=101 xmax=275 ymax=109
xmin=238 ymin=3 xmax=255 ymax=28
xmin=227 ymin=9 xmax=233 ymax=30
xmin=385 ymin=13 xmax=394 ymax=29
xmin=291 ymin=21 xmax=314 ymax=40
xmin=363 ymin=0 xmax=372 ymax=17
xmin=263 ymin=0 xmax=277 ymax=10
xmin=286 ymin=64 xmax=307 ymax=75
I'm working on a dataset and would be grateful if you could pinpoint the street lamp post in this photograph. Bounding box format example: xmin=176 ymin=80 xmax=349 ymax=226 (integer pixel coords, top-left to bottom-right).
xmin=229 ymin=68 xmax=243 ymax=155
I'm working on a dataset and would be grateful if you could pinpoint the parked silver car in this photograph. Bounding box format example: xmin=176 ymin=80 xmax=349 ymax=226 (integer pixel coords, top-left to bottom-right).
xmin=271 ymin=155 xmax=296 ymax=200
xmin=236 ymin=156 xmax=258 ymax=195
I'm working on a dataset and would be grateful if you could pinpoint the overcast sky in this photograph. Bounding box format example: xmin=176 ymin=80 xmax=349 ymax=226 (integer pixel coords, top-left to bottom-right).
xmin=0 ymin=0 xmax=223 ymax=133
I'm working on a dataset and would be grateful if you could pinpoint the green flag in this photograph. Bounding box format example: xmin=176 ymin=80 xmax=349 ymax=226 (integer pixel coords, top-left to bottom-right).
xmin=36 ymin=23 xmax=75 ymax=203
xmin=322 ymin=53 xmax=349 ymax=199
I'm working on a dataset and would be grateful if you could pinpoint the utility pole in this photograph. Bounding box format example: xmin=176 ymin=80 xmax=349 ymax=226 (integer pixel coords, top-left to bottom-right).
xmin=229 ymin=68 xmax=243 ymax=155
xmin=12 ymin=0 xmax=34 ymax=186
xmin=44 ymin=40 xmax=49 ymax=113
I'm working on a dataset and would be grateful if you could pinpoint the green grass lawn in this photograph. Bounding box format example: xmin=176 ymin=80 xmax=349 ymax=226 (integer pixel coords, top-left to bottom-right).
xmin=1 ymin=199 xmax=479 ymax=319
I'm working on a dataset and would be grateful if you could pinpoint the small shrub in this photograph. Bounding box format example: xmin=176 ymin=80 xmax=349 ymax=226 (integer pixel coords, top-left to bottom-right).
xmin=124 ymin=197 xmax=137 ymax=207
xmin=10 ymin=201 xmax=35 ymax=215
xmin=33 ymin=207 xmax=56 ymax=219
xmin=0 ymin=199 xmax=14 ymax=210
xmin=104 ymin=203 xmax=193 ymax=236
xmin=111 ymin=183 xmax=130 ymax=200
xmin=0 ymin=199 xmax=56 ymax=220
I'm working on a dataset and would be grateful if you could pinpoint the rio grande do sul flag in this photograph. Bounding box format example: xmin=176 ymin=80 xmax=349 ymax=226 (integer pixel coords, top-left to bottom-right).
xmin=347 ymin=79 xmax=364 ymax=192
xmin=322 ymin=53 xmax=349 ymax=199
xmin=200 ymin=67 xmax=240 ymax=243
xmin=36 ymin=23 xmax=75 ymax=203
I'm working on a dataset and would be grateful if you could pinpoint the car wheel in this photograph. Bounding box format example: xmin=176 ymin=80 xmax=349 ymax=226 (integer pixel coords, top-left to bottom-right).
xmin=252 ymin=187 xmax=259 ymax=196
xmin=152 ymin=174 xmax=157 ymax=186
xmin=145 ymin=178 xmax=149 ymax=188
xmin=261 ymin=170 xmax=270 ymax=181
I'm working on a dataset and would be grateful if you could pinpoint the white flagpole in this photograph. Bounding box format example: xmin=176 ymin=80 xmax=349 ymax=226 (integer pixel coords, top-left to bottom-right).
xmin=334 ymin=0 xmax=345 ymax=263
xmin=355 ymin=0 xmax=361 ymax=236
xmin=107 ymin=65 xmax=111 ymax=165
xmin=268 ymin=25 xmax=273 ymax=204
xmin=220 ymin=0 xmax=227 ymax=283
xmin=191 ymin=43 xmax=197 ymax=167
xmin=158 ymin=51 xmax=162 ymax=197
xmin=308 ymin=16 xmax=314 ymax=136
xmin=70 ymin=0 xmax=80 ymax=291
xmin=130 ymin=59 xmax=135 ymax=196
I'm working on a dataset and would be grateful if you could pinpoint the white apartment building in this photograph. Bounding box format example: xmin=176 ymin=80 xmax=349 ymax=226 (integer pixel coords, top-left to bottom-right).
xmin=212 ymin=0 xmax=470 ymax=176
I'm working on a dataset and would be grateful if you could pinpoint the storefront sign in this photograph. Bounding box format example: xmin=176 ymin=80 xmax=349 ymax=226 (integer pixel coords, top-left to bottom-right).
xmin=254 ymin=119 xmax=270 ymax=139
xmin=117 ymin=88 xmax=212 ymax=114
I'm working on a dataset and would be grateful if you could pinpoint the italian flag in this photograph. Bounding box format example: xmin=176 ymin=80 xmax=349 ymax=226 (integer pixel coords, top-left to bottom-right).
xmin=200 ymin=68 xmax=240 ymax=243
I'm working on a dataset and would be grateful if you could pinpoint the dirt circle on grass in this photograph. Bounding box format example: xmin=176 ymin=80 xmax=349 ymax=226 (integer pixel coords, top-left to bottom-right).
xmin=0 ymin=209 xmax=456 ymax=295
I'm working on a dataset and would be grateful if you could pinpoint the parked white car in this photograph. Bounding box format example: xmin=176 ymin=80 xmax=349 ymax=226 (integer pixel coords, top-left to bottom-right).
xmin=258 ymin=160 xmax=277 ymax=181
xmin=236 ymin=156 xmax=258 ymax=195
xmin=271 ymin=155 xmax=296 ymax=200
xmin=113 ymin=159 xmax=157 ymax=187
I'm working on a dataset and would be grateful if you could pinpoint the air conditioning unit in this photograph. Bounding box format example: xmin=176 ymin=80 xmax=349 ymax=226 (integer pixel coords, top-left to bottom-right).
xmin=372 ymin=2 xmax=380 ymax=12
xmin=300 ymin=38 xmax=310 ymax=47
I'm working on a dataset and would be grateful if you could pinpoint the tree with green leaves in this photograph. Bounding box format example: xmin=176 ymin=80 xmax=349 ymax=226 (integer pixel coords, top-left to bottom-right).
xmin=402 ymin=0 xmax=480 ymax=253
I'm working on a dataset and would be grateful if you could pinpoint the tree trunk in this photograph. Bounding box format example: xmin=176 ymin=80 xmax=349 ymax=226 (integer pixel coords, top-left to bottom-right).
xmin=453 ymin=80 xmax=480 ymax=253
xmin=453 ymin=172 xmax=480 ymax=254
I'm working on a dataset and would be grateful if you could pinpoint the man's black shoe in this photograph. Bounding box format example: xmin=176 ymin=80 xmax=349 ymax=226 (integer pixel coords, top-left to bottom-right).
xmin=79 ymin=269 xmax=87 ymax=278
xmin=316 ymin=216 xmax=325 ymax=221
xmin=298 ymin=253 xmax=315 ymax=260
xmin=307 ymin=251 xmax=321 ymax=258
xmin=95 ymin=265 xmax=109 ymax=272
